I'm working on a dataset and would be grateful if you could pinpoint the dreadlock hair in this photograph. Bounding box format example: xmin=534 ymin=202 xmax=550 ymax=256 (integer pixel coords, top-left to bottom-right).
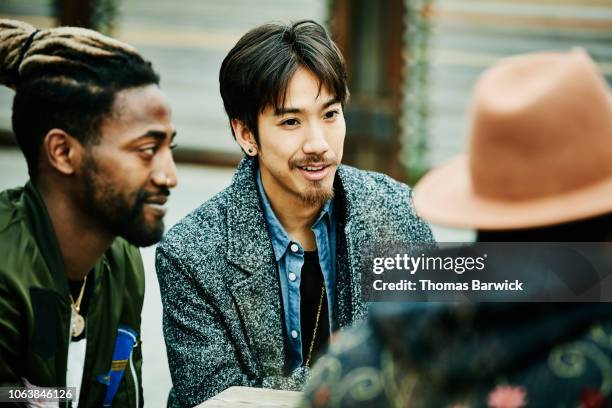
xmin=219 ymin=20 xmax=349 ymax=145
xmin=0 ymin=19 xmax=160 ymax=179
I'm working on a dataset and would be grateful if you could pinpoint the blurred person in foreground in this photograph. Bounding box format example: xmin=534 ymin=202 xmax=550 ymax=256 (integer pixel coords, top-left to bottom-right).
xmin=0 ymin=19 xmax=177 ymax=406
xmin=155 ymin=20 xmax=433 ymax=407
xmin=300 ymin=49 xmax=612 ymax=407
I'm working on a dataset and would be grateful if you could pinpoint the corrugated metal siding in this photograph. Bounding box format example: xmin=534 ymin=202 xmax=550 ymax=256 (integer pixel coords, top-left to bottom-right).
xmin=0 ymin=0 xmax=328 ymax=153
xmin=116 ymin=0 xmax=328 ymax=153
xmin=404 ymin=0 xmax=612 ymax=173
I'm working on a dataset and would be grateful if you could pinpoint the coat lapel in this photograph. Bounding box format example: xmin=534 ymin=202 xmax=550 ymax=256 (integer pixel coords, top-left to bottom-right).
xmin=225 ymin=158 xmax=286 ymax=373
xmin=332 ymin=167 xmax=367 ymax=328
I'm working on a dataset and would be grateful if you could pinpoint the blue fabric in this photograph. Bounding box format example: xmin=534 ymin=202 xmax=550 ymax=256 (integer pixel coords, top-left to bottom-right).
xmin=102 ymin=326 xmax=138 ymax=407
xmin=257 ymin=171 xmax=336 ymax=370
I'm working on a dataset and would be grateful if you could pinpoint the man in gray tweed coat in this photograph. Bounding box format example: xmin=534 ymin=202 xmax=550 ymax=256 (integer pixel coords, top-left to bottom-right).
xmin=156 ymin=20 xmax=434 ymax=407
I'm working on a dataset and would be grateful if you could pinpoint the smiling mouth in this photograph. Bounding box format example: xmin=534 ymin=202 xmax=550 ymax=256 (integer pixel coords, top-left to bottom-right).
xmin=299 ymin=165 xmax=327 ymax=171
xmin=143 ymin=195 xmax=169 ymax=216
xmin=296 ymin=164 xmax=332 ymax=181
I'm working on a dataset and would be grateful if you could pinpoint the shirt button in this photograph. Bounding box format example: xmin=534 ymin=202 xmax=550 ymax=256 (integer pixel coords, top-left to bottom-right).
xmin=291 ymin=330 xmax=298 ymax=339
xmin=288 ymin=272 xmax=297 ymax=282
xmin=290 ymin=243 xmax=299 ymax=253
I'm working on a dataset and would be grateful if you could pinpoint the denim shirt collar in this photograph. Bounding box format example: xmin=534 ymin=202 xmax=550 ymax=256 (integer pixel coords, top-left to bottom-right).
xmin=256 ymin=170 xmax=333 ymax=261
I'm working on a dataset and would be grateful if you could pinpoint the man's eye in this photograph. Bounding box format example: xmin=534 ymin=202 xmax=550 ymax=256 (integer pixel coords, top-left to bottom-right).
xmin=170 ymin=143 xmax=178 ymax=151
xmin=140 ymin=146 xmax=156 ymax=156
xmin=324 ymin=110 xmax=339 ymax=119
xmin=281 ymin=118 xmax=300 ymax=127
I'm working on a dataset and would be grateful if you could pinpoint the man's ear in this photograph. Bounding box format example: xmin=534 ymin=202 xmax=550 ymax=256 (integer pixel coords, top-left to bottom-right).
xmin=231 ymin=119 xmax=258 ymax=156
xmin=42 ymin=129 xmax=85 ymax=176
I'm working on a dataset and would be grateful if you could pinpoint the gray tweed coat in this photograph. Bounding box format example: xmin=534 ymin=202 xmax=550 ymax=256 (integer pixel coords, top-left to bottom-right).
xmin=155 ymin=157 xmax=434 ymax=407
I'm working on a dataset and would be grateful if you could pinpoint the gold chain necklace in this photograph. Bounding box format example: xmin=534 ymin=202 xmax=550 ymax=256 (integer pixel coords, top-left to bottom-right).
xmin=69 ymin=275 xmax=87 ymax=338
xmin=304 ymin=283 xmax=325 ymax=368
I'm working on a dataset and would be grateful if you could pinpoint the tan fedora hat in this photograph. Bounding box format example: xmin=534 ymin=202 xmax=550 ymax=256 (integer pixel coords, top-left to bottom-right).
xmin=413 ymin=49 xmax=612 ymax=230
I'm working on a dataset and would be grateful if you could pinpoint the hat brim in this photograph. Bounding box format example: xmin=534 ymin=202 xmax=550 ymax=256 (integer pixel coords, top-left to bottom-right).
xmin=413 ymin=155 xmax=612 ymax=231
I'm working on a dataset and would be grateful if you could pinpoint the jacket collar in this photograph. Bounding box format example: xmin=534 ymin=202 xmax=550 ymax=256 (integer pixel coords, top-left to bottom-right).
xmin=226 ymin=157 xmax=274 ymax=275
xmin=256 ymin=168 xmax=334 ymax=263
xmin=22 ymin=181 xmax=69 ymax=295
xmin=226 ymin=157 xmax=358 ymax=275
xmin=334 ymin=166 xmax=355 ymax=223
xmin=22 ymin=181 xmax=109 ymax=296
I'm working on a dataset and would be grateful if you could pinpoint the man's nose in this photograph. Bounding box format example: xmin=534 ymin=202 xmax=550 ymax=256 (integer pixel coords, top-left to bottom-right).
xmin=302 ymin=123 xmax=330 ymax=155
xmin=152 ymin=150 xmax=178 ymax=188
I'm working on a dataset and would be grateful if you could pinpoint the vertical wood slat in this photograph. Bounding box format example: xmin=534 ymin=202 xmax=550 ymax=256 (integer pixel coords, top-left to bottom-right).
xmin=404 ymin=0 xmax=612 ymax=177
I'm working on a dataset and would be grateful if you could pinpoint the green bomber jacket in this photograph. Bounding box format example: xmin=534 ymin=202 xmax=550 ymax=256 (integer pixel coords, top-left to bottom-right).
xmin=0 ymin=182 xmax=145 ymax=407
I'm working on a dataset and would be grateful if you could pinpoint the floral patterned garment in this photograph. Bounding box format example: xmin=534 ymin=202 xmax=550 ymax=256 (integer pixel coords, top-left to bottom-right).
xmin=300 ymin=303 xmax=612 ymax=408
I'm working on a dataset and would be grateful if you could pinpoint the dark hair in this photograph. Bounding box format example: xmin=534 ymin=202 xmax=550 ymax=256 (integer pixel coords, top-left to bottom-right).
xmin=219 ymin=20 xmax=349 ymax=144
xmin=0 ymin=19 xmax=160 ymax=179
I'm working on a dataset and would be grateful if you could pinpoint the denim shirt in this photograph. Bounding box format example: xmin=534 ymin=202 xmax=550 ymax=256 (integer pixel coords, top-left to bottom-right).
xmin=256 ymin=171 xmax=337 ymax=370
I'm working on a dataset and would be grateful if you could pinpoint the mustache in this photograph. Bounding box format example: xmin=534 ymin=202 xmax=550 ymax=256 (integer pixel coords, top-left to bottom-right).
xmin=137 ymin=187 xmax=171 ymax=203
xmin=289 ymin=154 xmax=338 ymax=169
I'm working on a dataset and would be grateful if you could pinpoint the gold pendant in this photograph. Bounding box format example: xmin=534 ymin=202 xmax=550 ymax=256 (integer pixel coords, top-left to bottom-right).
xmin=70 ymin=305 xmax=85 ymax=337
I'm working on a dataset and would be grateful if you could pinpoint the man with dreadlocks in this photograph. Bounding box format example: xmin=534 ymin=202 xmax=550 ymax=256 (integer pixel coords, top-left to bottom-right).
xmin=0 ymin=19 xmax=177 ymax=406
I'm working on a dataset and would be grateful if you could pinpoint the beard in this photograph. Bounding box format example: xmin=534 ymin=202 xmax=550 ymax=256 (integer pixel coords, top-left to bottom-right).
xmin=289 ymin=154 xmax=337 ymax=207
xmin=298 ymin=180 xmax=335 ymax=207
xmin=81 ymin=155 xmax=167 ymax=247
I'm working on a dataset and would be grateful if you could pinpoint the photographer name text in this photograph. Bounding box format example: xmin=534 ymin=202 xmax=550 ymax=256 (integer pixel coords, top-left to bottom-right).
xmin=372 ymin=279 xmax=524 ymax=292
